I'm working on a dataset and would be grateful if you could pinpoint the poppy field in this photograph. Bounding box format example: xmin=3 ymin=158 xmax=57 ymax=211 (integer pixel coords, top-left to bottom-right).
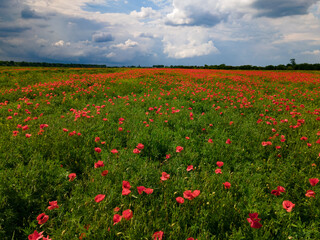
xmin=1 ymin=67 xmax=320 ymax=240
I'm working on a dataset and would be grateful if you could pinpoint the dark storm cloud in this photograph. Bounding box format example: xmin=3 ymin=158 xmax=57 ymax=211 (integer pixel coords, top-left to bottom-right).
xmin=253 ymin=0 xmax=320 ymax=18
xmin=0 ymin=26 xmax=31 ymax=37
xmin=21 ymin=7 xmax=44 ymax=19
xmin=92 ymin=33 xmax=114 ymax=42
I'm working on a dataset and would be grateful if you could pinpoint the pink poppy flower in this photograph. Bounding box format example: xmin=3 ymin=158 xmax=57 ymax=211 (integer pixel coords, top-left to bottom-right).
xmin=305 ymin=190 xmax=315 ymax=198
xmin=176 ymin=146 xmax=183 ymax=152
xmin=113 ymin=214 xmax=122 ymax=225
xmin=160 ymin=172 xmax=170 ymax=181
xmin=309 ymin=178 xmax=319 ymax=186
xmin=176 ymin=197 xmax=184 ymax=204
xmin=68 ymin=173 xmax=76 ymax=181
xmin=94 ymin=194 xmax=105 ymax=203
xmin=247 ymin=213 xmax=262 ymax=229
xmin=28 ymin=230 xmax=44 ymax=240
xmin=153 ymin=231 xmax=164 ymax=240
xmin=48 ymin=201 xmax=59 ymax=210
xmin=282 ymin=200 xmax=295 ymax=212
xmin=216 ymin=161 xmax=224 ymax=167
xmin=122 ymin=209 xmax=133 ymax=220
xmin=37 ymin=213 xmax=49 ymax=225
xmin=187 ymin=165 xmax=194 ymax=172
xmin=94 ymin=160 xmax=104 ymax=168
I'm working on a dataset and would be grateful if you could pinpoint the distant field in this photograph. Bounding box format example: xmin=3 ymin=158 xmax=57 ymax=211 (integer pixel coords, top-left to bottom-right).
xmin=1 ymin=67 xmax=320 ymax=240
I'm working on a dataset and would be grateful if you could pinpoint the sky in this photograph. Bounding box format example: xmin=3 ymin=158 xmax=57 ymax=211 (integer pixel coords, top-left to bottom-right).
xmin=0 ymin=0 xmax=320 ymax=66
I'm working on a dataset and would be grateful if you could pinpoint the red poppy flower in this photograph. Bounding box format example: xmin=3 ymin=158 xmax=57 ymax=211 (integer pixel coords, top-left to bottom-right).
xmin=48 ymin=201 xmax=59 ymax=210
xmin=95 ymin=137 xmax=100 ymax=142
xmin=305 ymin=190 xmax=315 ymax=198
xmin=153 ymin=231 xmax=164 ymax=240
xmin=26 ymin=134 xmax=32 ymax=138
xmin=215 ymin=168 xmax=222 ymax=174
xmin=277 ymin=186 xmax=286 ymax=193
xmin=226 ymin=139 xmax=231 ymax=144
xmin=176 ymin=146 xmax=183 ymax=152
xmin=187 ymin=165 xmax=194 ymax=172
xmin=28 ymin=230 xmax=44 ymax=240
xmin=123 ymin=181 xmax=131 ymax=189
xmin=122 ymin=209 xmax=133 ymax=220
xmin=282 ymin=200 xmax=295 ymax=212
xmin=247 ymin=213 xmax=262 ymax=229
xmin=183 ymin=190 xmax=200 ymax=200
xmin=111 ymin=149 xmax=118 ymax=154
xmin=37 ymin=213 xmax=49 ymax=225
xmin=136 ymin=143 xmax=144 ymax=150
xmin=216 ymin=161 xmax=224 ymax=167
xmin=223 ymin=182 xmax=231 ymax=189
xmin=68 ymin=173 xmax=76 ymax=181
xmin=133 ymin=148 xmax=141 ymax=154
xmin=114 ymin=207 xmax=120 ymax=212
xmin=208 ymin=139 xmax=213 ymax=143
xmin=160 ymin=172 xmax=170 ymax=181
xmin=94 ymin=194 xmax=105 ymax=203
xmin=271 ymin=190 xmax=281 ymax=196
xmin=95 ymin=147 xmax=102 ymax=153
xmin=101 ymin=170 xmax=109 ymax=176
xmin=165 ymin=154 xmax=171 ymax=159
xmin=43 ymin=235 xmax=52 ymax=240
xmin=144 ymin=188 xmax=154 ymax=194
xmin=309 ymin=178 xmax=319 ymax=186
xmin=137 ymin=186 xmax=146 ymax=194
xmin=113 ymin=214 xmax=122 ymax=225
xmin=94 ymin=160 xmax=104 ymax=168
xmin=176 ymin=197 xmax=184 ymax=204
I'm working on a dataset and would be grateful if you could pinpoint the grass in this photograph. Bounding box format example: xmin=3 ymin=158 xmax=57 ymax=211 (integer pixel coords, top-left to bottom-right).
xmin=0 ymin=67 xmax=320 ymax=239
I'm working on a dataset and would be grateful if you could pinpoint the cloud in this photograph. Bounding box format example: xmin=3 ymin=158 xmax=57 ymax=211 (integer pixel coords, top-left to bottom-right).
xmin=252 ymin=0 xmax=320 ymax=18
xmin=302 ymin=49 xmax=320 ymax=55
xmin=21 ymin=6 xmax=44 ymax=19
xmin=92 ymin=32 xmax=114 ymax=42
xmin=130 ymin=7 xmax=158 ymax=19
xmin=53 ymin=40 xmax=65 ymax=46
xmin=164 ymin=40 xmax=217 ymax=58
xmin=111 ymin=39 xmax=139 ymax=50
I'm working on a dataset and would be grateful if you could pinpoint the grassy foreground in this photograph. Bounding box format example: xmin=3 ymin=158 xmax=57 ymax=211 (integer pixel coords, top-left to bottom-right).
xmin=0 ymin=67 xmax=320 ymax=239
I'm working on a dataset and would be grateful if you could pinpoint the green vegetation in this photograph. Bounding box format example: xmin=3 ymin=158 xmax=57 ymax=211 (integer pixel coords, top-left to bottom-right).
xmin=0 ymin=67 xmax=319 ymax=239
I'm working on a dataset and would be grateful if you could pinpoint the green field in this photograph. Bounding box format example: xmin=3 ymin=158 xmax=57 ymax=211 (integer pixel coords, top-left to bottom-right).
xmin=0 ymin=67 xmax=320 ymax=240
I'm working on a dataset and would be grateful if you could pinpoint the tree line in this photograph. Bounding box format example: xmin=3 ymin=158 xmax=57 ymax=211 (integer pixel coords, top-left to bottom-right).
xmin=1 ymin=60 xmax=320 ymax=70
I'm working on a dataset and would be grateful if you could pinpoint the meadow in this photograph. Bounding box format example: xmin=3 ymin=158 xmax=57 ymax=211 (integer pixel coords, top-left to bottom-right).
xmin=0 ymin=67 xmax=320 ymax=240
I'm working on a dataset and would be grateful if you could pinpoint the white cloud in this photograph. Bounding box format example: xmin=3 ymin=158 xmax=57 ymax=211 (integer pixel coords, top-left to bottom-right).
xmin=302 ymin=49 xmax=320 ymax=55
xmin=130 ymin=7 xmax=158 ymax=19
xmin=162 ymin=27 xmax=218 ymax=58
xmin=164 ymin=40 xmax=217 ymax=58
xmin=106 ymin=52 xmax=116 ymax=58
xmin=53 ymin=40 xmax=64 ymax=46
xmin=111 ymin=39 xmax=139 ymax=50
